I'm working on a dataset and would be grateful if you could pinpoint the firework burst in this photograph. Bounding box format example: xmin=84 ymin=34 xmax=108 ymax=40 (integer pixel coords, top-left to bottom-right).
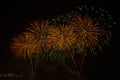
xmin=10 ymin=32 xmax=38 ymax=59
xmin=45 ymin=24 xmax=79 ymax=69
xmin=10 ymin=20 xmax=50 ymax=74
xmin=46 ymin=24 xmax=76 ymax=51
xmin=66 ymin=5 xmax=115 ymax=76
xmin=26 ymin=20 xmax=49 ymax=54
xmin=66 ymin=5 xmax=114 ymax=54
xmin=9 ymin=5 xmax=115 ymax=77
xmin=70 ymin=16 xmax=102 ymax=51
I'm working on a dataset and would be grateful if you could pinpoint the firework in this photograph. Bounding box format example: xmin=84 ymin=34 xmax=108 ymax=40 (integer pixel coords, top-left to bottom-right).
xmin=70 ymin=16 xmax=102 ymax=50
xmin=27 ymin=20 xmax=49 ymax=35
xmin=46 ymin=24 xmax=76 ymax=51
xmin=26 ymin=20 xmax=49 ymax=54
xmin=9 ymin=5 xmax=115 ymax=76
xmin=67 ymin=5 xmax=114 ymax=76
xmin=45 ymin=24 xmax=78 ymax=70
xmin=65 ymin=5 xmax=114 ymax=54
xmin=10 ymin=32 xmax=38 ymax=59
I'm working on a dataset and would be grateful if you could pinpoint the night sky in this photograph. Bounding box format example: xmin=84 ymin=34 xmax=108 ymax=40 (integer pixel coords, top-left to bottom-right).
xmin=0 ymin=0 xmax=120 ymax=79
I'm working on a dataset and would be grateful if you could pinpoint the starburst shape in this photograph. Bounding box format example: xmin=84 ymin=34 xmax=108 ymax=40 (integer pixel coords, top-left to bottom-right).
xmin=26 ymin=20 xmax=49 ymax=54
xmin=70 ymin=16 xmax=102 ymax=51
xmin=10 ymin=32 xmax=38 ymax=59
xmin=46 ymin=24 xmax=76 ymax=51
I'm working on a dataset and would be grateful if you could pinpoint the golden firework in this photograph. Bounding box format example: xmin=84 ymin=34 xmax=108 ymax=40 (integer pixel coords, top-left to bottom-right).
xmin=70 ymin=16 xmax=102 ymax=50
xmin=10 ymin=32 xmax=38 ymax=59
xmin=27 ymin=20 xmax=49 ymax=35
xmin=46 ymin=24 xmax=76 ymax=51
xmin=26 ymin=20 xmax=49 ymax=54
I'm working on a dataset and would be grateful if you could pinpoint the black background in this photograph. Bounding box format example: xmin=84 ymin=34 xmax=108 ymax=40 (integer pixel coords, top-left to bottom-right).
xmin=0 ymin=0 xmax=120 ymax=79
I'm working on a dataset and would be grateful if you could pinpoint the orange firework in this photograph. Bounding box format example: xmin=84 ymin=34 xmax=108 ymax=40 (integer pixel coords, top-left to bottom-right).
xmin=70 ymin=16 xmax=102 ymax=50
xmin=26 ymin=20 xmax=49 ymax=54
xmin=69 ymin=15 xmax=102 ymax=76
xmin=46 ymin=24 xmax=79 ymax=71
xmin=46 ymin=24 xmax=76 ymax=51
xmin=10 ymin=32 xmax=38 ymax=59
xmin=10 ymin=20 xmax=50 ymax=75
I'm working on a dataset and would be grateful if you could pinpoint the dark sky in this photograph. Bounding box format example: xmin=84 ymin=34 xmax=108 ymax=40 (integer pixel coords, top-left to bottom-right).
xmin=0 ymin=0 xmax=120 ymax=78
